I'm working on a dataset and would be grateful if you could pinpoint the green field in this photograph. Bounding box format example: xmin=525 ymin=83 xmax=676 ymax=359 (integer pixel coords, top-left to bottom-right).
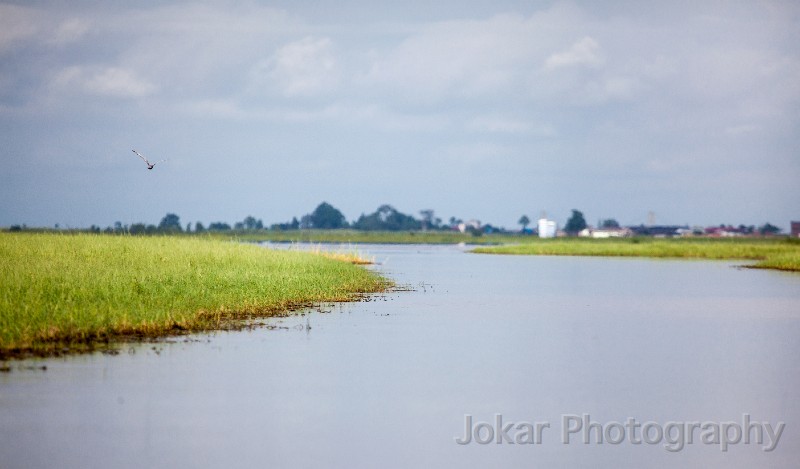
xmin=0 ymin=233 xmax=390 ymax=358
xmin=471 ymin=237 xmax=800 ymax=271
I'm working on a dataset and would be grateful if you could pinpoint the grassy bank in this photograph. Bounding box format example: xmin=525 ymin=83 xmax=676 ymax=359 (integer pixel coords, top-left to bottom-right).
xmin=471 ymin=237 xmax=800 ymax=271
xmin=216 ymin=229 xmax=511 ymax=245
xmin=0 ymin=233 xmax=390 ymax=358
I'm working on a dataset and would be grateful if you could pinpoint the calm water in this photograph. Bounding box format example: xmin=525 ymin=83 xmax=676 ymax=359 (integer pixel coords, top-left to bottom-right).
xmin=1 ymin=244 xmax=799 ymax=468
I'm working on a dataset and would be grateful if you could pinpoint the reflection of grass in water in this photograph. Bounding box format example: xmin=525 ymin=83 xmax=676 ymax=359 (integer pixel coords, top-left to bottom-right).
xmin=472 ymin=238 xmax=800 ymax=272
xmin=0 ymin=233 xmax=390 ymax=357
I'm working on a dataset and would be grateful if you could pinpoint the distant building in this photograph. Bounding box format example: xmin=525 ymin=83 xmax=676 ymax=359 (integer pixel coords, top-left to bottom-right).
xmin=579 ymin=227 xmax=633 ymax=238
xmin=704 ymin=226 xmax=751 ymax=237
xmin=538 ymin=218 xmax=557 ymax=238
xmin=457 ymin=220 xmax=481 ymax=233
xmin=792 ymin=221 xmax=800 ymax=238
xmin=629 ymin=225 xmax=689 ymax=237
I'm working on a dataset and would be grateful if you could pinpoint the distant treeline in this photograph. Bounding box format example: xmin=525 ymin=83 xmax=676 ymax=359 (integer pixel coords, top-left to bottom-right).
xmin=6 ymin=201 xmax=787 ymax=237
xmin=24 ymin=202 xmax=500 ymax=236
xmin=268 ymin=202 xmax=498 ymax=232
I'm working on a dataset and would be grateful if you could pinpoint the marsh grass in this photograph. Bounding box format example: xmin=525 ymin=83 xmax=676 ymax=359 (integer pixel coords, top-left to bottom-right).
xmin=299 ymin=243 xmax=375 ymax=265
xmin=0 ymin=233 xmax=390 ymax=358
xmin=750 ymin=249 xmax=800 ymax=271
xmin=262 ymin=241 xmax=376 ymax=264
xmin=472 ymin=237 xmax=800 ymax=271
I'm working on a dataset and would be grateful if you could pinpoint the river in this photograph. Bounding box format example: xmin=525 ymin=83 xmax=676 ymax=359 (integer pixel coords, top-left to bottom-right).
xmin=1 ymin=244 xmax=799 ymax=468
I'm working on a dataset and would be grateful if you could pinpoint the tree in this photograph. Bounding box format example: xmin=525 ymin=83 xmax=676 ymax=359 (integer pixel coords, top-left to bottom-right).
xmin=419 ymin=209 xmax=435 ymax=231
xmin=130 ymin=223 xmax=157 ymax=234
xmin=600 ymin=218 xmax=620 ymax=229
xmin=518 ymin=215 xmax=530 ymax=231
xmin=158 ymin=213 xmax=183 ymax=233
xmin=353 ymin=205 xmax=421 ymax=231
xmin=208 ymin=222 xmax=231 ymax=231
xmin=759 ymin=223 xmax=781 ymax=235
xmin=564 ymin=209 xmax=587 ymax=235
xmin=308 ymin=202 xmax=347 ymax=229
xmin=240 ymin=216 xmax=263 ymax=230
xmin=271 ymin=217 xmax=300 ymax=231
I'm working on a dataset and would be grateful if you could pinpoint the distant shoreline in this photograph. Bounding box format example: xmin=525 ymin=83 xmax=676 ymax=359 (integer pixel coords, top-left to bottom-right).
xmin=471 ymin=237 xmax=800 ymax=272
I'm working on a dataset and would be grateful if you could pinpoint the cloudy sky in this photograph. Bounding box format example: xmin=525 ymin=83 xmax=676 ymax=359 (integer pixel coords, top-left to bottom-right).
xmin=1 ymin=0 xmax=798 ymax=230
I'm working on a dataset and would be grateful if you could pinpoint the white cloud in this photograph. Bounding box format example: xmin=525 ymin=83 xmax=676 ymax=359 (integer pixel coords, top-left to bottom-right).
xmin=467 ymin=115 xmax=555 ymax=136
xmin=724 ymin=124 xmax=760 ymax=135
xmin=251 ymin=36 xmax=340 ymax=97
xmin=275 ymin=103 xmax=450 ymax=131
xmin=358 ymin=9 xmax=632 ymax=108
xmin=75 ymin=4 xmax=301 ymax=100
xmin=580 ymin=75 xmax=641 ymax=103
xmin=361 ymin=14 xmax=541 ymax=101
xmin=50 ymin=17 xmax=91 ymax=45
xmin=544 ymin=36 xmax=604 ymax=70
xmin=0 ymin=4 xmax=40 ymax=53
xmin=441 ymin=141 xmax=512 ymax=165
xmin=0 ymin=6 xmax=90 ymax=51
xmin=180 ymin=98 xmax=249 ymax=120
xmin=53 ymin=66 xmax=157 ymax=98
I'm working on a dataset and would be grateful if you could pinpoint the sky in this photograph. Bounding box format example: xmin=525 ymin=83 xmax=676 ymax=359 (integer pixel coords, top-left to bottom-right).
xmin=1 ymin=0 xmax=798 ymax=230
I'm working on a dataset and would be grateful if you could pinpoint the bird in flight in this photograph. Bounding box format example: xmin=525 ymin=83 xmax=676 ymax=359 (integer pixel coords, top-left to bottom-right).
xmin=131 ymin=149 xmax=165 ymax=170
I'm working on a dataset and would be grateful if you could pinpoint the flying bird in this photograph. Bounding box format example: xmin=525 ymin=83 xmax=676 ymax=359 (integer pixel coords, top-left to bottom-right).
xmin=131 ymin=149 xmax=165 ymax=170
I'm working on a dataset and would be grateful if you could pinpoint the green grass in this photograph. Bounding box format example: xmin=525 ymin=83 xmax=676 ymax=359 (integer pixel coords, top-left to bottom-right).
xmin=0 ymin=233 xmax=390 ymax=357
xmin=471 ymin=237 xmax=800 ymax=271
xmin=752 ymin=249 xmax=800 ymax=271
xmin=213 ymin=229 xmax=511 ymax=245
